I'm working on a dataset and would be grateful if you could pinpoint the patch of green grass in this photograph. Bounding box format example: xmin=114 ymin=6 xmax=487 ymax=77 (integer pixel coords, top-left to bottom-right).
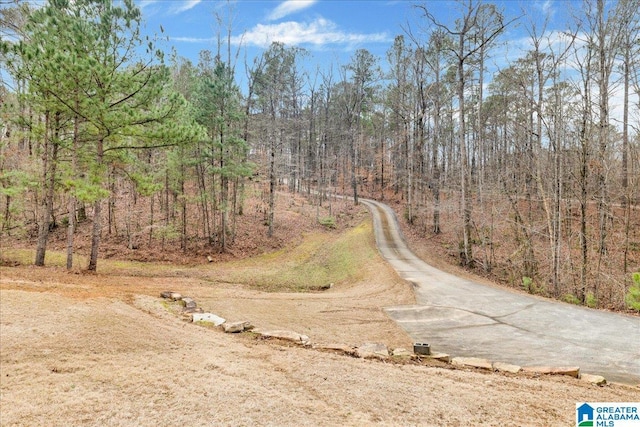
xmin=0 ymin=248 xmax=90 ymax=267
xmin=0 ymin=248 xmax=176 ymax=275
xmin=0 ymin=248 xmax=34 ymax=265
xmin=214 ymin=220 xmax=377 ymax=292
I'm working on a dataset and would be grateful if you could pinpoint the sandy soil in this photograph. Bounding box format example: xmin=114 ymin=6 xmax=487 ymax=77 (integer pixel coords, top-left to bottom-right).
xmin=1 ymin=256 xmax=639 ymax=426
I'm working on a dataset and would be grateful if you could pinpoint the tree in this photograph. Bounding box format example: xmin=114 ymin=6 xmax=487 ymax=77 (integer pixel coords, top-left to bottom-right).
xmin=11 ymin=0 xmax=199 ymax=271
xmin=251 ymin=42 xmax=305 ymax=236
xmin=11 ymin=2 xmax=84 ymax=266
xmin=425 ymin=31 xmax=450 ymax=235
xmin=585 ymin=0 xmax=639 ymax=257
xmin=418 ymin=0 xmax=508 ymax=266
xmin=341 ymin=48 xmax=379 ymax=205
xmin=193 ymin=51 xmax=251 ymax=250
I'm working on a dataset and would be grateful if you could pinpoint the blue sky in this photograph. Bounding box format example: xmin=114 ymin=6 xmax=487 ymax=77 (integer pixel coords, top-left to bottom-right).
xmin=137 ymin=0 xmax=578 ymax=81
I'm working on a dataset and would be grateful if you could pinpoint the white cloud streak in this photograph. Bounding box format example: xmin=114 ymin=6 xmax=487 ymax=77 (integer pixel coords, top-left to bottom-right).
xmin=171 ymin=0 xmax=202 ymax=14
xmin=233 ymin=18 xmax=391 ymax=49
xmin=139 ymin=0 xmax=202 ymax=14
xmin=139 ymin=0 xmax=160 ymax=9
xmin=171 ymin=36 xmax=215 ymax=43
xmin=267 ymin=0 xmax=317 ymax=21
xmin=537 ymin=0 xmax=554 ymax=16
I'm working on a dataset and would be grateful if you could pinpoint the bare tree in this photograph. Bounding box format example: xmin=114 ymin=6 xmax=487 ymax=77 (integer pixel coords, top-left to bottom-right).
xmin=417 ymin=0 xmax=509 ymax=266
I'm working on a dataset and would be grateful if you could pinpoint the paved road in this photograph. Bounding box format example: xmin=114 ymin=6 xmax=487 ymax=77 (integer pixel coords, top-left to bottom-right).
xmin=361 ymin=198 xmax=640 ymax=385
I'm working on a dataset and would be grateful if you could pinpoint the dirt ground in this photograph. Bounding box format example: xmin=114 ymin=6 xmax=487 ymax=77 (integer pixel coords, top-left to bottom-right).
xmin=1 ymin=258 xmax=639 ymax=426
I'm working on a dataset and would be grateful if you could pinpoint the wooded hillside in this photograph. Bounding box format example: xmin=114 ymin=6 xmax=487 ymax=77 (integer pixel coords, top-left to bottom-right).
xmin=1 ymin=0 xmax=639 ymax=310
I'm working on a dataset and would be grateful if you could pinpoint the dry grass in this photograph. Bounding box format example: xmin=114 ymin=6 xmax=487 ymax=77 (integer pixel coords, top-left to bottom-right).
xmin=2 ymin=286 xmax=638 ymax=427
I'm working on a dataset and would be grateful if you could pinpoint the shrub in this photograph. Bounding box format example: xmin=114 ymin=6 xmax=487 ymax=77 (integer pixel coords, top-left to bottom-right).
xmin=585 ymin=292 xmax=597 ymax=308
xmin=561 ymin=294 xmax=581 ymax=305
xmin=625 ymin=272 xmax=640 ymax=311
xmin=318 ymin=216 xmax=336 ymax=229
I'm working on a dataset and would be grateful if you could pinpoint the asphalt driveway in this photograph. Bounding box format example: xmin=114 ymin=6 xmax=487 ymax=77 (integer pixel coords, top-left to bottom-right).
xmin=361 ymin=198 xmax=640 ymax=385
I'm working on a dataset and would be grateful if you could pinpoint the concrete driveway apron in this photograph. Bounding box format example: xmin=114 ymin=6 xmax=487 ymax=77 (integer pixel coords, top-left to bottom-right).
xmin=361 ymin=198 xmax=640 ymax=385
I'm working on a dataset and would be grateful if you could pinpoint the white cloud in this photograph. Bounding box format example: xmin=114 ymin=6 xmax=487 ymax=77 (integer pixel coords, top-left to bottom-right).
xmin=267 ymin=0 xmax=317 ymax=21
xmin=538 ymin=0 xmax=554 ymax=16
xmin=171 ymin=0 xmax=202 ymax=14
xmin=139 ymin=0 xmax=159 ymax=9
xmin=138 ymin=0 xmax=201 ymax=16
xmin=234 ymin=18 xmax=391 ymax=49
xmin=171 ymin=36 xmax=215 ymax=43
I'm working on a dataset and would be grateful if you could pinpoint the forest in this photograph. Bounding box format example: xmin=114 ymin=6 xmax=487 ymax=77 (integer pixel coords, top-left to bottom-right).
xmin=1 ymin=0 xmax=639 ymax=311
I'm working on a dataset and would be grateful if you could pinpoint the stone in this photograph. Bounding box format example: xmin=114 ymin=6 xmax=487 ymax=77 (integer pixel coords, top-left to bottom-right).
xmin=426 ymin=352 xmax=451 ymax=363
xmin=223 ymin=321 xmax=253 ymax=333
xmin=160 ymin=291 xmax=173 ymax=299
xmin=192 ymin=313 xmax=226 ymax=326
xmin=182 ymin=306 xmax=203 ymax=314
xmin=170 ymin=292 xmax=182 ymax=301
xmin=580 ymin=373 xmax=606 ymax=386
xmin=356 ymin=343 xmax=389 ymax=359
xmin=451 ymin=357 xmax=493 ymax=370
xmin=181 ymin=297 xmax=197 ymax=309
xmin=255 ymin=330 xmax=311 ymax=346
xmin=313 ymin=343 xmax=357 ymax=356
xmin=493 ymin=362 xmax=521 ymax=374
xmin=522 ymin=366 xmax=580 ymax=378
xmin=391 ymin=347 xmax=414 ymax=357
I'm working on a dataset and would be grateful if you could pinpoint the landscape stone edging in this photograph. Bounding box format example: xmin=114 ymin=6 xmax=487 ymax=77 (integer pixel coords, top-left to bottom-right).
xmin=159 ymin=291 xmax=610 ymax=386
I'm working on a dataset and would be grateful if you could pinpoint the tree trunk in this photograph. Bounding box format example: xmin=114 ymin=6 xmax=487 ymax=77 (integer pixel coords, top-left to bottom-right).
xmin=596 ymin=0 xmax=609 ymax=262
xmin=87 ymin=138 xmax=104 ymax=272
xmin=34 ymin=111 xmax=51 ymax=267
xmin=181 ymin=168 xmax=187 ymax=251
xmin=88 ymin=199 xmax=102 ymax=272
xmin=221 ymin=174 xmax=229 ymax=251
xmin=35 ymin=112 xmax=57 ymax=267
xmin=66 ymin=112 xmax=80 ymax=270
xmin=268 ymin=136 xmax=276 ymax=237
xmin=621 ymin=36 xmax=630 ymax=203
xmin=432 ymin=60 xmax=442 ymax=235
xmin=458 ymin=42 xmax=472 ymax=266
xmin=66 ymin=195 xmax=77 ymax=270
xmin=350 ymin=131 xmax=358 ymax=205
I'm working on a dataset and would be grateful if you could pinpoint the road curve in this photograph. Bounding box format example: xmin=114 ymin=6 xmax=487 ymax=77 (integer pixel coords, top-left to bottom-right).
xmin=360 ymin=198 xmax=640 ymax=385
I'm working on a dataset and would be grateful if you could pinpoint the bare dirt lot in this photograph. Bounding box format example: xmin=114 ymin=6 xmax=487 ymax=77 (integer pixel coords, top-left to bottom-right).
xmin=2 ymin=267 xmax=639 ymax=426
xmin=1 ymin=198 xmax=639 ymax=426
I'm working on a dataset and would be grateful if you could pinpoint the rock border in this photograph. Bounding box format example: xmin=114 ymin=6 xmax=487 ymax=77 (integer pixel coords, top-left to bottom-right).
xmin=159 ymin=291 xmax=612 ymax=387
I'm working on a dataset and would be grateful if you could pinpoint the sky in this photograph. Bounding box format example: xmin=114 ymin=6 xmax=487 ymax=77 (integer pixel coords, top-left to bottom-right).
xmin=6 ymin=0 xmax=632 ymax=122
xmin=0 ymin=0 xmax=586 ymax=91
xmin=136 ymin=0 xmax=579 ymax=86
